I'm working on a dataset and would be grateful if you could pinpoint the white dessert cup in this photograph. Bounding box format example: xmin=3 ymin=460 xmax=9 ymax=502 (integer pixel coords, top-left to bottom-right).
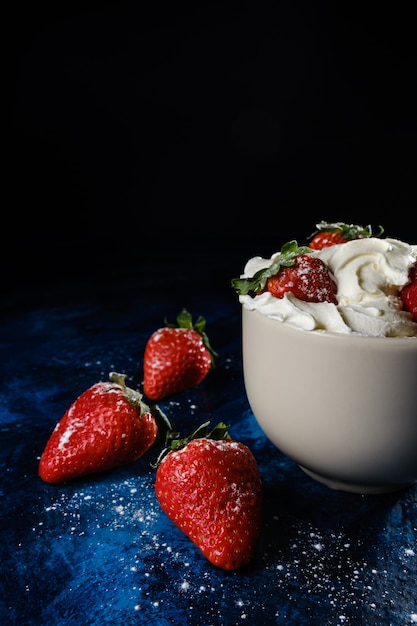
xmin=242 ymin=307 xmax=417 ymax=494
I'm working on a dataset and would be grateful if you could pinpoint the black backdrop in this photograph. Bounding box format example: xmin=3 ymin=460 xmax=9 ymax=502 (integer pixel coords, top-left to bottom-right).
xmin=10 ymin=1 xmax=417 ymax=293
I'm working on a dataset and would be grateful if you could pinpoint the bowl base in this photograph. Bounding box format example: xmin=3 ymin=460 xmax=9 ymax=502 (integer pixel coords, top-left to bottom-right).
xmin=299 ymin=466 xmax=415 ymax=495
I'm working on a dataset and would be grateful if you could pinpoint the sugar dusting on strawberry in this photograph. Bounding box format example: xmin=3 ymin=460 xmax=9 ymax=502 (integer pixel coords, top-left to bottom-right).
xmin=265 ymin=254 xmax=338 ymax=303
xmin=39 ymin=372 xmax=171 ymax=484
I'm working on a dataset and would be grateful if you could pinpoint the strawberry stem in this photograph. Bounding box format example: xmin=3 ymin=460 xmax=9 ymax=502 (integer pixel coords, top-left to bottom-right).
xmin=164 ymin=308 xmax=218 ymax=368
xmin=151 ymin=404 xmax=178 ymax=447
xmin=150 ymin=420 xmax=231 ymax=468
xmin=108 ymin=372 xmax=175 ymax=445
xmin=108 ymin=372 xmax=146 ymax=409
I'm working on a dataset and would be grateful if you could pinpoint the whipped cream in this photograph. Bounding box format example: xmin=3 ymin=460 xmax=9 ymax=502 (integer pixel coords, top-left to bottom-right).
xmin=239 ymin=237 xmax=417 ymax=337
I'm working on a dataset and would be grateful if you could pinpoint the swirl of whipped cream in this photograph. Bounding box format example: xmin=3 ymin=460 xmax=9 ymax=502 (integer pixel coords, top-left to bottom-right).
xmin=239 ymin=237 xmax=417 ymax=337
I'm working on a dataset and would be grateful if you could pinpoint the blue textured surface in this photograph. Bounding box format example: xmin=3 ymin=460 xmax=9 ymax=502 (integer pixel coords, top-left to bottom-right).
xmin=1 ymin=256 xmax=416 ymax=626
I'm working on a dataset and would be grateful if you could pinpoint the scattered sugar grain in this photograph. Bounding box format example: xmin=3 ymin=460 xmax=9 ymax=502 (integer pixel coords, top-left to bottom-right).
xmin=34 ymin=471 xmax=417 ymax=624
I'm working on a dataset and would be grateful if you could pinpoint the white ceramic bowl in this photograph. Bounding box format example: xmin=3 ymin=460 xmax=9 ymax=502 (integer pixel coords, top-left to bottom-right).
xmin=242 ymin=307 xmax=417 ymax=494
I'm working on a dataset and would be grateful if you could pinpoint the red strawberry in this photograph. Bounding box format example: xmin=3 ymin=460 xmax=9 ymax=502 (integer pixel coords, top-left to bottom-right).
xmin=39 ymin=372 xmax=170 ymax=484
xmin=400 ymin=264 xmax=417 ymax=322
xmin=309 ymin=230 xmax=349 ymax=250
xmin=308 ymin=221 xmax=383 ymax=250
xmin=231 ymin=240 xmax=338 ymax=304
xmin=154 ymin=422 xmax=263 ymax=571
xmin=265 ymin=254 xmax=338 ymax=303
xmin=143 ymin=309 xmax=218 ymax=401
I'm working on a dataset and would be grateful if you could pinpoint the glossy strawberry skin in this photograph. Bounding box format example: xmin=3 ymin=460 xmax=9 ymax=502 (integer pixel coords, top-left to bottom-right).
xmin=39 ymin=378 xmax=158 ymax=484
xmin=400 ymin=265 xmax=417 ymax=321
xmin=309 ymin=231 xmax=349 ymax=250
xmin=143 ymin=327 xmax=212 ymax=401
xmin=264 ymin=254 xmax=338 ymax=304
xmin=155 ymin=438 xmax=263 ymax=571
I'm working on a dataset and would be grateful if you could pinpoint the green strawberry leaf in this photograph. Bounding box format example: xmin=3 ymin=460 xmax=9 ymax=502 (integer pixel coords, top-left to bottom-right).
xmin=150 ymin=421 xmax=232 ymax=468
xmin=308 ymin=221 xmax=384 ymax=240
xmin=151 ymin=404 xmax=178 ymax=447
xmin=165 ymin=308 xmax=218 ymax=367
xmin=231 ymin=240 xmax=311 ymax=296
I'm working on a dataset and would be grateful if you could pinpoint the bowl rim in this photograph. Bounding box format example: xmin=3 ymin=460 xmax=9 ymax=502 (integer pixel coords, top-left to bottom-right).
xmin=242 ymin=306 xmax=417 ymax=346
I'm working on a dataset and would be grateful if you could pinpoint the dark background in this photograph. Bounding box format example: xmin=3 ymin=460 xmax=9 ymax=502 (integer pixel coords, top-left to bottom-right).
xmin=10 ymin=1 xmax=417 ymax=295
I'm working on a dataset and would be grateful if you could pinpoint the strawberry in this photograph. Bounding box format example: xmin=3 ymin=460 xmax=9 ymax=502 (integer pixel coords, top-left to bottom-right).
xmin=308 ymin=221 xmax=383 ymax=250
xmin=154 ymin=421 xmax=263 ymax=571
xmin=265 ymin=254 xmax=338 ymax=303
xmin=400 ymin=264 xmax=417 ymax=322
xmin=143 ymin=309 xmax=218 ymax=401
xmin=39 ymin=372 xmax=171 ymax=484
xmin=231 ymin=240 xmax=338 ymax=304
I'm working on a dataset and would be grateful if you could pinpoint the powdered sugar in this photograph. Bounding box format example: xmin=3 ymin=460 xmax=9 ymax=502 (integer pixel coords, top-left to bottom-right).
xmin=57 ymin=426 xmax=75 ymax=450
xmin=39 ymin=484 xmax=414 ymax=625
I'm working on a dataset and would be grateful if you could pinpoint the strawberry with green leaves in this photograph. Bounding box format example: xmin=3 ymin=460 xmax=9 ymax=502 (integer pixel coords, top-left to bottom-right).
xmin=308 ymin=221 xmax=383 ymax=250
xmin=154 ymin=421 xmax=263 ymax=571
xmin=143 ymin=309 xmax=218 ymax=401
xmin=39 ymin=372 xmax=171 ymax=484
xmin=231 ymin=240 xmax=338 ymax=304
